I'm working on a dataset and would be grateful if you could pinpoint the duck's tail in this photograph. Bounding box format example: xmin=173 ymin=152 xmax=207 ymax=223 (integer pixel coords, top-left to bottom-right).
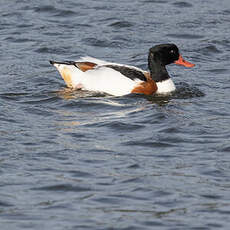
xmin=50 ymin=60 xmax=83 ymax=88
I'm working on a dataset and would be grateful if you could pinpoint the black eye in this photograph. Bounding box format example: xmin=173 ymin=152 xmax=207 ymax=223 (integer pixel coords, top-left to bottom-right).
xmin=170 ymin=50 xmax=175 ymax=54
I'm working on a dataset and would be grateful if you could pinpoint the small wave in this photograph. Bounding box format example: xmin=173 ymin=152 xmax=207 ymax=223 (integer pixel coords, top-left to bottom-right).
xmin=109 ymin=21 xmax=134 ymax=28
xmin=197 ymin=45 xmax=222 ymax=55
xmin=222 ymin=9 xmax=230 ymax=15
xmin=4 ymin=37 xmax=35 ymax=44
xmin=34 ymin=46 xmax=70 ymax=54
xmin=172 ymin=2 xmax=193 ymax=8
xmin=54 ymin=9 xmax=76 ymax=17
xmin=205 ymin=68 xmax=228 ymax=74
xmin=33 ymin=5 xmax=76 ymax=17
xmin=210 ymin=39 xmax=230 ymax=48
xmin=34 ymin=5 xmax=57 ymax=13
xmin=94 ymin=120 xmax=144 ymax=131
xmin=32 ymin=184 xmax=91 ymax=192
xmin=123 ymin=140 xmax=175 ymax=148
xmin=0 ymin=200 xmax=13 ymax=207
xmin=143 ymin=0 xmax=168 ymax=3
xmin=167 ymin=33 xmax=204 ymax=40
xmin=82 ymin=37 xmax=121 ymax=48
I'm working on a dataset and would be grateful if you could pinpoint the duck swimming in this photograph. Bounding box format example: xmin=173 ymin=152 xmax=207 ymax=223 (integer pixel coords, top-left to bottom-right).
xmin=50 ymin=44 xmax=195 ymax=96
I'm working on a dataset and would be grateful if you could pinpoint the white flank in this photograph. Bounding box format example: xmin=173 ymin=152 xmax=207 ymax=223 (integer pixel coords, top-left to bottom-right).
xmin=80 ymin=67 xmax=139 ymax=96
xmin=156 ymin=78 xmax=176 ymax=94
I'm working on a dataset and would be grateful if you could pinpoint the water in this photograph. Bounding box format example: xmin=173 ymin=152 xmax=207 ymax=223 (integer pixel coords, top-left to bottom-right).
xmin=0 ymin=0 xmax=230 ymax=229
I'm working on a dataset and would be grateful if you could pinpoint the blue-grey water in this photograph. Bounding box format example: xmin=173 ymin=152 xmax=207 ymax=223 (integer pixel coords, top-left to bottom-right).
xmin=0 ymin=0 xmax=230 ymax=229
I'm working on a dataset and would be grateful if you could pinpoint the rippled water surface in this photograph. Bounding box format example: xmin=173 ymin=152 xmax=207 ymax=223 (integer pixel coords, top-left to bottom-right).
xmin=1 ymin=0 xmax=230 ymax=229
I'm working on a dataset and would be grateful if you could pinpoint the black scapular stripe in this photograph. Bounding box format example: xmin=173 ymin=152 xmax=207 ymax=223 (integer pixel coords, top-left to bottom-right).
xmin=105 ymin=65 xmax=147 ymax=82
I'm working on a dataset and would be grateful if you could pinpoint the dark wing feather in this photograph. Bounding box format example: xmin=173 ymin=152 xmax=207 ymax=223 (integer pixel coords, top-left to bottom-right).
xmin=105 ymin=65 xmax=147 ymax=82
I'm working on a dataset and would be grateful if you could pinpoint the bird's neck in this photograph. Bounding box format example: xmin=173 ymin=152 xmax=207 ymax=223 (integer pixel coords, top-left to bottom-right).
xmin=148 ymin=58 xmax=170 ymax=83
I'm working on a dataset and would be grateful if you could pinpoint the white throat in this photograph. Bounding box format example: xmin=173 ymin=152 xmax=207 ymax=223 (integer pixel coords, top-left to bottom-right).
xmin=156 ymin=78 xmax=176 ymax=94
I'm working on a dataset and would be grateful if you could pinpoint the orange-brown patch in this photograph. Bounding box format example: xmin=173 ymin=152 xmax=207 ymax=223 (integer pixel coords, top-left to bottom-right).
xmin=76 ymin=62 xmax=97 ymax=72
xmin=131 ymin=72 xmax=157 ymax=95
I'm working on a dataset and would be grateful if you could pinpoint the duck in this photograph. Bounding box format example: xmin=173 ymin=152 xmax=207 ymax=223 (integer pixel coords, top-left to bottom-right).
xmin=50 ymin=44 xmax=195 ymax=96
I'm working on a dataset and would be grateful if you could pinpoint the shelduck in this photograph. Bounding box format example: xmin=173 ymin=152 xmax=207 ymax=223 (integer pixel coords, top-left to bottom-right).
xmin=50 ymin=44 xmax=195 ymax=96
